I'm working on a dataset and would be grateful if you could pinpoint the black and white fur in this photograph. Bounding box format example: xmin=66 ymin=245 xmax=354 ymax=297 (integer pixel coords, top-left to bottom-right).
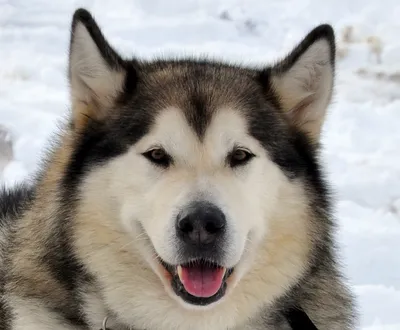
xmin=0 ymin=9 xmax=357 ymax=330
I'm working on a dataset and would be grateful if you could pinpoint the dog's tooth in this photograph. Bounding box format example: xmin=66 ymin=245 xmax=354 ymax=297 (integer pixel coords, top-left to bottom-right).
xmin=177 ymin=265 xmax=183 ymax=281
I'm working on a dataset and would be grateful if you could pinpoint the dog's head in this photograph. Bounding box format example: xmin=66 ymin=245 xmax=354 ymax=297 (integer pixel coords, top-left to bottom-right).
xmin=66 ymin=9 xmax=335 ymax=309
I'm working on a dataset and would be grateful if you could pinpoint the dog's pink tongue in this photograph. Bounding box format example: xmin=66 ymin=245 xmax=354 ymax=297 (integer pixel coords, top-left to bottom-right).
xmin=179 ymin=265 xmax=225 ymax=298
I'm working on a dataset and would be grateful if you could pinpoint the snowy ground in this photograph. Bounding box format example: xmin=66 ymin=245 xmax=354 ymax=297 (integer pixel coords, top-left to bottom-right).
xmin=1 ymin=0 xmax=400 ymax=328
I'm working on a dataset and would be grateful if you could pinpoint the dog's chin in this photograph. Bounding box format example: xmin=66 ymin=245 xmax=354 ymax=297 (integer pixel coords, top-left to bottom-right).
xmin=156 ymin=258 xmax=235 ymax=308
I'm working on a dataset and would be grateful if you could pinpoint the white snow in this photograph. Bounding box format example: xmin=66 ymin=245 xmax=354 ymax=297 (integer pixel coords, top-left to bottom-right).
xmin=1 ymin=0 xmax=399 ymax=328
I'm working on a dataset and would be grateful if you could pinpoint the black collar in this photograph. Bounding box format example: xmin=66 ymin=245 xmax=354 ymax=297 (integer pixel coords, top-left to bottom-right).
xmin=284 ymin=306 xmax=318 ymax=330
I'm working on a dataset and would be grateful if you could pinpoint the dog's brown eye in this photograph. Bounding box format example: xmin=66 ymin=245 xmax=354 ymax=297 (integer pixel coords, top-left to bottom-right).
xmin=229 ymin=149 xmax=254 ymax=167
xmin=150 ymin=149 xmax=166 ymax=160
xmin=232 ymin=150 xmax=247 ymax=161
xmin=143 ymin=148 xmax=171 ymax=167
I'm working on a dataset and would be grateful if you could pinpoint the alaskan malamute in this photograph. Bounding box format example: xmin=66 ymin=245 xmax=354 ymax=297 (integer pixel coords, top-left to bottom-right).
xmin=0 ymin=9 xmax=356 ymax=330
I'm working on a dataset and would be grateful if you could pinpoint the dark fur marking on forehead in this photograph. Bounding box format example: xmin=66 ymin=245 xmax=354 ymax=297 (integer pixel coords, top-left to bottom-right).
xmin=186 ymin=92 xmax=212 ymax=139
xmin=134 ymin=60 xmax=264 ymax=140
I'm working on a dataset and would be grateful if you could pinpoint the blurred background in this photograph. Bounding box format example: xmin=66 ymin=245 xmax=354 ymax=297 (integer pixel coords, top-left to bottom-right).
xmin=0 ymin=0 xmax=399 ymax=328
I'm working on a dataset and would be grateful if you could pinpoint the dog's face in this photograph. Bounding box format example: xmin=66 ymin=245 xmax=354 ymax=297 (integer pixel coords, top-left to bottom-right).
xmin=67 ymin=9 xmax=335 ymax=309
xmin=110 ymin=101 xmax=286 ymax=307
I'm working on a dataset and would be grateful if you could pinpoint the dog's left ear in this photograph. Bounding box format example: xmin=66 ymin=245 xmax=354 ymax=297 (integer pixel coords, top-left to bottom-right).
xmin=264 ymin=24 xmax=335 ymax=143
xmin=68 ymin=9 xmax=135 ymax=130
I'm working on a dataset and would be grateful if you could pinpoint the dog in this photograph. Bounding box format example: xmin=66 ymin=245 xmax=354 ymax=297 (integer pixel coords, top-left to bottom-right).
xmin=0 ymin=8 xmax=357 ymax=330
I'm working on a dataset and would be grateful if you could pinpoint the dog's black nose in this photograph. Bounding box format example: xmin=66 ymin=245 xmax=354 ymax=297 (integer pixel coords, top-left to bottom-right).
xmin=176 ymin=202 xmax=226 ymax=246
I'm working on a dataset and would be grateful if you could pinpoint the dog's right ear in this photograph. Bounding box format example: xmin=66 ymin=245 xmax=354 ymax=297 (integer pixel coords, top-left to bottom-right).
xmin=69 ymin=9 xmax=136 ymax=130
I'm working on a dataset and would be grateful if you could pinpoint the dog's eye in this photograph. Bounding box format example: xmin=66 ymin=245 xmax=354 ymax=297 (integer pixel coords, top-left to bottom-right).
xmin=229 ymin=149 xmax=254 ymax=167
xmin=143 ymin=148 xmax=171 ymax=167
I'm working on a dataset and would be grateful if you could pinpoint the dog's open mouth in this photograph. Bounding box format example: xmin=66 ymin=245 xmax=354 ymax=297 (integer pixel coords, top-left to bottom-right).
xmin=159 ymin=259 xmax=234 ymax=306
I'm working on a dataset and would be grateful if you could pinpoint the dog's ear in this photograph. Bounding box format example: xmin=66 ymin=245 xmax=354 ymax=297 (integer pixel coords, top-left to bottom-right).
xmin=262 ymin=24 xmax=335 ymax=143
xmin=69 ymin=9 xmax=135 ymax=130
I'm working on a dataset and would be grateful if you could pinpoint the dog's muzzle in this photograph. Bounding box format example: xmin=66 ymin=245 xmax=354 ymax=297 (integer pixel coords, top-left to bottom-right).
xmin=159 ymin=201 xmax=235 ymax=306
